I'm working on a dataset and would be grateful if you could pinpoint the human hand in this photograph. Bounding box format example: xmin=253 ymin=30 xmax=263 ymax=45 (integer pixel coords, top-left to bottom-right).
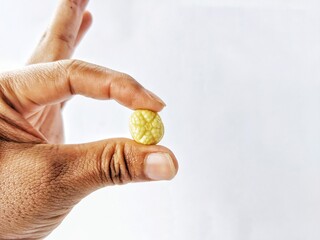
xmin=0 ymin=1 xmax=178 ymax=239
xmin=0 ymin=59 xmax=178 ymax=240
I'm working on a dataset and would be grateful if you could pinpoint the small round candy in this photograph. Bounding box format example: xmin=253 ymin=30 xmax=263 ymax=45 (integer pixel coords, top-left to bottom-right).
xmin=129 ymin=110 xmax=164 ymax=145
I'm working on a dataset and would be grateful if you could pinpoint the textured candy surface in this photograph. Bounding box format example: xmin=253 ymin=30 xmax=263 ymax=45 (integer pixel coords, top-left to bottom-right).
xmin=129 ymin=110 xmax=164 ymax=145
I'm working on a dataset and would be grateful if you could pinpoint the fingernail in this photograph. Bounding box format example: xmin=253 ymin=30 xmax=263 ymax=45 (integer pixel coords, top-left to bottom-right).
xmin=145 ymin=90 xmax=166 ymax=107
xmin=145 ymin=153 xmax=176 ymax=180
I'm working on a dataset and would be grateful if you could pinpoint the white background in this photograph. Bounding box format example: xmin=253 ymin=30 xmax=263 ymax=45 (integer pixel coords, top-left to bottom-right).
xmin=1 ymin=0 xmax=320 ymax=239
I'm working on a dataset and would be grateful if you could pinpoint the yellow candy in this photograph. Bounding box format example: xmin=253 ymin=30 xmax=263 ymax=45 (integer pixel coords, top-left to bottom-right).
xmin=129 ymin=110 xmax=164 ymax=145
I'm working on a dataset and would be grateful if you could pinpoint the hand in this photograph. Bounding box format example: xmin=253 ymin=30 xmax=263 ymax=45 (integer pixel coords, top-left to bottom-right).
xmin=0 ymin=1 xmax=178 ymax=239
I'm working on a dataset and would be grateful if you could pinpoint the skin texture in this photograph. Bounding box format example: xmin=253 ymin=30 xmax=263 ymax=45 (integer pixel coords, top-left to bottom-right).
xmin=0 ymin=0 xmax=178 ymax=239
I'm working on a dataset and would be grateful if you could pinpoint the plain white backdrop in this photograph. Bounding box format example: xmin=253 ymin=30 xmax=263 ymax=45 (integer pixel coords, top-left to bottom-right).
xmin=1 ymin=0 xmax=320 ymax=239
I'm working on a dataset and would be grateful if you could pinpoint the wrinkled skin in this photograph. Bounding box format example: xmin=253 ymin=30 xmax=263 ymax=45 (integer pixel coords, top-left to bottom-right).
xmin=0 ymin=0 xmax=178 ymax=239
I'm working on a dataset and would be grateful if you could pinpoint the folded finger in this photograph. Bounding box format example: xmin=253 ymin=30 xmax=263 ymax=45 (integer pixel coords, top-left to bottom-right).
xmin=0 ymin=60 xmax=166 ymax=115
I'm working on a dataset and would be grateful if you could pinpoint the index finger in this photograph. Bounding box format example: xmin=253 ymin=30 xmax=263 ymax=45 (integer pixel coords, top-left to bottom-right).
xmin=0 ymin=60 xmax=166 ymax=115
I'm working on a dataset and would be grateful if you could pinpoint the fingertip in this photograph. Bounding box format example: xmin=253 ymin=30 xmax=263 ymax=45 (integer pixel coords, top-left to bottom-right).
xmin=129 ymin=91 xmax=165 ymax=113
xmin=108 ymin=72 xmax=166 ymax=112
xmin=74 ymin=11 xmax=92 ymax=47
xmin=144 ymin=149 xmax=178 ymax=181
xmin=127 ymin=141 xmax=178 ymax=181
xmin=83 ymin=11 xmax=93 ymax=28
xmin=158 ymin=145 xmax=179 ymax=177
xmin=144 ymin=89 xmax=167 ymax=111
xmin=164 ymin=147 xmax=179 ymax=176
xmin=129 ymin=87 xmax=166 ymax=112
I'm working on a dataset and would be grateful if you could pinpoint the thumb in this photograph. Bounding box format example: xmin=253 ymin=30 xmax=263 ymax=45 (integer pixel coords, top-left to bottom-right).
xmin=46 ymin=139 xmax=178 ymax=198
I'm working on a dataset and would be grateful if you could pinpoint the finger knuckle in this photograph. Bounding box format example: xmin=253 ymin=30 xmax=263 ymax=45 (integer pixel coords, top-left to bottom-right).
xmin=69 ymin=0 xmax=83 ymax=9
xmin=46 ymin=32 xmax=75 ymax=53
xmin=56 ymin=32 xmax=75 ymax=47
xmin=57 ymin=59 xmax=82 ymax=76
xmin=100 ymin=142 xmax=133 ymax=186
xmin=58 ymin=59 xmax=78 ymax=70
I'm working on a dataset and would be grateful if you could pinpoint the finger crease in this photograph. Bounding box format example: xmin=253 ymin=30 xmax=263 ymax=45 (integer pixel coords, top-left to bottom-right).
xmin=122 ymin=146 xmax=133 ymax=183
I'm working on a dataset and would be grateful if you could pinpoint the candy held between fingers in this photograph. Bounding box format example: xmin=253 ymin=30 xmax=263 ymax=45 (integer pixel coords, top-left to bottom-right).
xmin=129 ymin=110 xmax=164 ymax=145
